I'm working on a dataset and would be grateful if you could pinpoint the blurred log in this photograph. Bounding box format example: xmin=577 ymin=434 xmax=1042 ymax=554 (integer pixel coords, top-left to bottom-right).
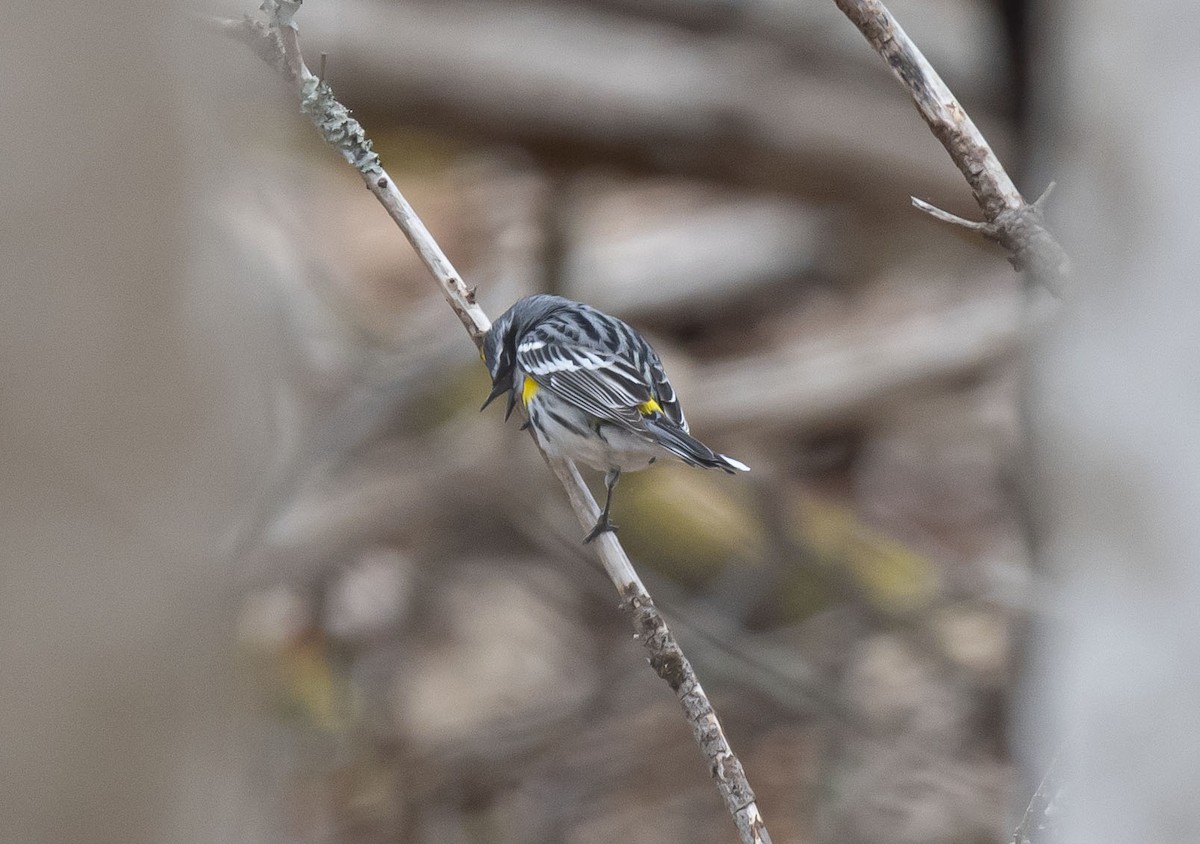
xmin=690 ymin=284 xmax=1026 ymax=431
xmin=242 ymin=409 xmax=506 ymax=581
xmin=562 ymin=188 xmax=826 ymax=318
xmin=549 ymin=0 xmax=1009 ymax=103
xmin=298 ymin=0 xmax=1010 ymax=210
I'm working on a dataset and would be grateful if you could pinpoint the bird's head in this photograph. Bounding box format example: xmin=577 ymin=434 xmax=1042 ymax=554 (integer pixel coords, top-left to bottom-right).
xmin=481 ymin=294 xmax=573 ymax=418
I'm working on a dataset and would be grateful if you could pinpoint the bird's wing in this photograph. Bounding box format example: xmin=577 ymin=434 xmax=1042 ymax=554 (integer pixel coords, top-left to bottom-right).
xmin=516 ymin=325 xmax=652 ymax=431
xmin=641 ymin=345 xmax=688 ymax=431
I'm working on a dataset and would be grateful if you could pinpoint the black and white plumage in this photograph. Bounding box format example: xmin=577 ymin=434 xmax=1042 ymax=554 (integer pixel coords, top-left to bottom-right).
xmin=482 ymin=294 xmax=748 ymax=542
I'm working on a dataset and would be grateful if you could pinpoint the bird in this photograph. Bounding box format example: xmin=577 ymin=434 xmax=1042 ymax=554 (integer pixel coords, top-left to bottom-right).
xmin=481 ymin=294 xmax=749 ymax=543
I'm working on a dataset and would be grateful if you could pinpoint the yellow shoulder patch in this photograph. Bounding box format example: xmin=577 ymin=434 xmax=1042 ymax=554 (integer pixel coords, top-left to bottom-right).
xmin=638 ymin=398 xmax=663 ymax=416
xmin=522 ymin=375 xmax=539 ymax=407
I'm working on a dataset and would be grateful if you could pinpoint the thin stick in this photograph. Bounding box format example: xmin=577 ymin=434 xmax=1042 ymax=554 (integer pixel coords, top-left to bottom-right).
xmin=833 ymin=0 xmax=1070 ymax=290
xmin=1012 ymin=752 xmax=1062 ymax=844
xmin=221 ymin=4 xmax=772 ymax=841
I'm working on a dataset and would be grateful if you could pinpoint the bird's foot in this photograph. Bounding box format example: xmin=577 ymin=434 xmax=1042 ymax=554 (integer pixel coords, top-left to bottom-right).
xmin=583 ymin=515 xmax=618 ymax=544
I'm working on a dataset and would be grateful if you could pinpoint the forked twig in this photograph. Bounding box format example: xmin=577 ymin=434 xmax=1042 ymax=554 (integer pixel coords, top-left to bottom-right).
xmin=833 ymin=0 xmax=1070 ymax=290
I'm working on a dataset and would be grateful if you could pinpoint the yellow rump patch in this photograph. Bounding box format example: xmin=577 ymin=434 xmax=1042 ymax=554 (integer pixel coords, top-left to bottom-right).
xmin=638 ymin=398 xmax=663 ymax=416
xmin=522 ymin=375 xmax=539 ymax=407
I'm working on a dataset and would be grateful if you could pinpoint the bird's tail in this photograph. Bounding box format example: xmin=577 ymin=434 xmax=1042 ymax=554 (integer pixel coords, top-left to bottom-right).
xmin=643 ymin=416 xmax=750 ymax=473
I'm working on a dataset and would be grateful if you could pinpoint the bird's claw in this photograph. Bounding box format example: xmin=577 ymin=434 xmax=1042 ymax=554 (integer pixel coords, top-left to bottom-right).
xmin=583 ymin=517 xmax=618 ymax=544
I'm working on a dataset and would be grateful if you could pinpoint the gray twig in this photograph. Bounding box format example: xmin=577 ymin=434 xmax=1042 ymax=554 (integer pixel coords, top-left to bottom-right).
xmin=910 ymin=196 xmax=990 ymax=232
xmin=222 ymin=3 xmax=772 ymax=841
xmin=1012 ymin=752 xmax=1063 ymax=844
xmin=834 ymin=0 xmax=1070 ymax=290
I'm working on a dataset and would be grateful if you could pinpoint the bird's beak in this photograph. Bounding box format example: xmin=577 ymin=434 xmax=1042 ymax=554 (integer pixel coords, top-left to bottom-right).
xmin=480 ymin=379 xmax=509 ymax=412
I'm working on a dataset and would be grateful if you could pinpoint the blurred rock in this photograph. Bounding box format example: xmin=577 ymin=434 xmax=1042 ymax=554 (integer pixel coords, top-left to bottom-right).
xmin=930 ymin=603 xmax=1010 ymax=683
xmin=324 ymin=547 xmax=416 ymax=642
xmin=843 ymin=634 xmax=969 ymax=742
xmin=833 ymin=634 xmax=1009 ymax=843
xmin=238 ymin=585 xmax=314 ymax=652
xmin=828 ymin=752 xmax=1009 ymax=844
xmin=855 ymin=385 xmax=1018 ymax=559
xmin=391 ymin=562 xmax=597 ymax=748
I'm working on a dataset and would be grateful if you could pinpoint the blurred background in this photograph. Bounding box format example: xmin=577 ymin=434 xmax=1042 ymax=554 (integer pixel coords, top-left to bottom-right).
xmin=5 ymin=1 xmax=1200 ymax=843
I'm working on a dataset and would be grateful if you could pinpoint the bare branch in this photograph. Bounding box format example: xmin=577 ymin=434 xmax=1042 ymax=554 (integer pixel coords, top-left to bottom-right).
xmin=1032 ymin=181 xmax=1056 ymax=208
xmin=911 ymin=196 xmax=991 ymax=233
xmin=1012 ymin=752 xmax=1062 ymax=844
xmin=833 ymin=0 xmax=1071 ymax=289
xmin=624 ymin=588 xmax=772 ymax=844
xmin=223 ymin=3 xmax=773 ymax=841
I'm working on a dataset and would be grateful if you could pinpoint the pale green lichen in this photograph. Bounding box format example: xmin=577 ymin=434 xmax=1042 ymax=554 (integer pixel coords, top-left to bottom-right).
xmin=254 ymin=0 xmax=381 ymax=176
xmin=298 ymin=76 xmax=383 ymax=177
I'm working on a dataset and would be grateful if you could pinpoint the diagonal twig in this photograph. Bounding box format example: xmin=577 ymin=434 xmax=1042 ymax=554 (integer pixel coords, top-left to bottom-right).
xmin=219 ymin=3 xmax=772 ymax=841
xmin=833 ymin=0 xmax=1070 ymax=291
xmin=1012 ymin=751 xmax=1063 ymax=844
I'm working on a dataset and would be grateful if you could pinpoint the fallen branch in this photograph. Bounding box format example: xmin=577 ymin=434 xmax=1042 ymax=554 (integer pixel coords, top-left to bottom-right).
xmin=691 ymin=284 xmax=1029 ymax=431
xmin=220 ymin=3 xmax=772 ymax=841
xmin=289 ymin=0 xmax=1008 ymax=206
xmin=833 ymin=0 xmax=1070 ymax=290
